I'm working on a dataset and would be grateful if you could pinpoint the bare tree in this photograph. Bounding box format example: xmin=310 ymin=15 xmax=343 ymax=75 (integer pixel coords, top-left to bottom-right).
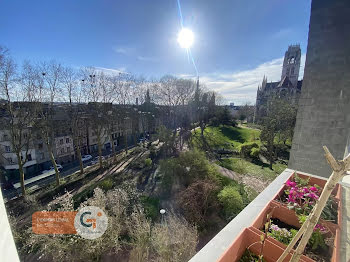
xmin=36 ymin=61 xmax=63 ymax=185
xmin=0 ymin=48 xmax=38 ymax=196
xmin=61 ymin=66 xmax=86 ymax=174
xmin=81 ymin=67 xmax=113 ymax=169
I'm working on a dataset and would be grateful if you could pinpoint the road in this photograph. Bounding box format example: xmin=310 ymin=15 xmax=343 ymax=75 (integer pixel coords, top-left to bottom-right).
xmin=1 ymin=146 xmax=136 ymax=201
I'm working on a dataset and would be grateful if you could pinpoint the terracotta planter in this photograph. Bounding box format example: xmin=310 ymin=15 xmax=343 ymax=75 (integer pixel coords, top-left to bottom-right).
xmin=252 ymin=200 xmax=340 ymax=262
xmin=274 ymin=172 xmax=341 ymax=204
xmin=217 ymin=172 xmax=342 ymax=262
xmin=217 ymin=227 xmax=311 ymax=262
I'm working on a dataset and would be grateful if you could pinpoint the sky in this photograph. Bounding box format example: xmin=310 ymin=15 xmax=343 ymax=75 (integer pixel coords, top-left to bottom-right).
xmin=0 ymin=0 xmax=311 ymax=105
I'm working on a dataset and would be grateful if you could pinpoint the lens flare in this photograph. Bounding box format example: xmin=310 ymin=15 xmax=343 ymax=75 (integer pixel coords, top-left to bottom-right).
xmin=177 ymin=28 xmax=194 ymax=49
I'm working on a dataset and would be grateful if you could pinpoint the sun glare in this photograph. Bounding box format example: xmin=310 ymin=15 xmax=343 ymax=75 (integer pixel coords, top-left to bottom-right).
xmin=177 ymin=28 xmax=194 ymax=49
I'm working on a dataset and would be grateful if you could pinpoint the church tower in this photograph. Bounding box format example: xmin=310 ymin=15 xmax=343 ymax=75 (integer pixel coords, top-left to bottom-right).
xmin=281 ymin=44 xmax=301 ymax=87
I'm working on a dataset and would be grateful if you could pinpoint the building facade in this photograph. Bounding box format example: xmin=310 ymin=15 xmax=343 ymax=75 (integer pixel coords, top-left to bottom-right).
xmin=255 ymin=45 xmax=303 ymax=121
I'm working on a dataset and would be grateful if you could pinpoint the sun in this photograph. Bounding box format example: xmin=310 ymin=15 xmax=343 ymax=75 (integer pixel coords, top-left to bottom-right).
xmin=177 ymin=28 xmax=194 ymax=49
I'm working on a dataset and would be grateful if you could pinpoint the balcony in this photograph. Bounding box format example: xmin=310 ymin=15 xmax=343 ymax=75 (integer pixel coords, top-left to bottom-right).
xmin=189 ymin=168 xmax=350 ymax=262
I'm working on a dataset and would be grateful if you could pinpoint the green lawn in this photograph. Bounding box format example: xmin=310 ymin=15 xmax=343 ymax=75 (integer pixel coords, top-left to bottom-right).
xmin=192 ymin=125 xmax=261 ymax=150
xmin=218 ymin=158 xmax=287 ymax=181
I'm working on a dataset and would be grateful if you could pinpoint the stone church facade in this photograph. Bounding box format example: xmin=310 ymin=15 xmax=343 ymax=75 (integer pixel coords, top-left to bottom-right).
xmin=255 ymin=45 xmax=303 ymax=121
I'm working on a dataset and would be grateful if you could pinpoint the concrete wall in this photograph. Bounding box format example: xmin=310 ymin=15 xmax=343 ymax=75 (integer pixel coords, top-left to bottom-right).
xmin=289 ymin=0 xmax=350 ymax=178
xmin=0 ymin=191 xmax=19 ymax=261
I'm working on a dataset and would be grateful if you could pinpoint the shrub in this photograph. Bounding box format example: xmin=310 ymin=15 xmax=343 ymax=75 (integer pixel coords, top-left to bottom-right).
xmin=99 ymin=178 xmax=114 ymax=191
xmin=177 ymin=179 xmax=219 ymax=228
xmin=141 ymin=196 xmax=159 ymax=221
xmin=217 ymin=186 xmax=244 ymax=219
xmin=144 ymin=158 xmax=152 ymax=167
xmin=159 ymin=159 xmax=177 ymax=198
xmin=209 ymin=167 xmax=238 ymax=189
xmin=239 ymin=142 xmax=259 ymax=158
xmin=151 ymin=213 xmax=198 ymax=262
xmin=250 ymin=147 xmax=260 ymax=159
xmin=149 ymin=146 xmax=158 ymax=160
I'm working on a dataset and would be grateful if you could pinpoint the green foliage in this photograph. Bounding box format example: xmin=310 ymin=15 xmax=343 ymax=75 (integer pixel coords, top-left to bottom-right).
xmin=140 ymin=196 xmax=160 ymax=221
xmin=250 ymin=147 xmax=260 ymax=159
xmin=239 ymin=142 xmax=259 ymax=158
xmin=216 ymin=106 xmax=235 ymax=126
xmin=309 ymin=230 xmax=327 ymax=250
xmin=144 ymin=158 xmax=152 ymax=167
xmin=159 ymin=159 xmax=177 ymax=198
xmin=294 ymin=174 xmax=310 ymax=187
xmin=321 ymin=197 xmax=338 ymax=223
xmin=157 ymin=125 xmax=175 ymax=156
xmin=239 ymin=249 xmax=266 ymax=262
xmin=192 ymin=125 xmax=261 ymax=151
xmin=99 ymin=178 xmax=114 ymax=191
xmin=217 ymin=186 xmax=244 ymax=220
xmin=149 ymin=145 xmax=158 ymax=160
xmin=209 ymin=168 xmax=239 ymax=188
xmin=218 ymin=158 xmax=286 ymax=181
xmin=259 ymin=96 xmax=297 ymax=168
xmin=297 ymin=214 xmax=308 ymax=225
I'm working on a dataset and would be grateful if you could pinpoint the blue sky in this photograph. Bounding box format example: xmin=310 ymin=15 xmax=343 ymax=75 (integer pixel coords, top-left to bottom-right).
xmin=0 ymin=0 xmax=311 ymax=104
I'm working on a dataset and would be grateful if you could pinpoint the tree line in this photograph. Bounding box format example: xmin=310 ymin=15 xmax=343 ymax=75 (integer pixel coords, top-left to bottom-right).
xmin=0 ymin=46 xmax=222 ymax=196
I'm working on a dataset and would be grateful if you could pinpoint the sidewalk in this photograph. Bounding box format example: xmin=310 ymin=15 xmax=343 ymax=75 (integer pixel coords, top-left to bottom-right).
xmin=13 ymin=170 xmax=56 ymax=189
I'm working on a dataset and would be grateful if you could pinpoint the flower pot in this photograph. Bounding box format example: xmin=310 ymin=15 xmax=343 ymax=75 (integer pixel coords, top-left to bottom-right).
xmin=217 ymin=227 xmax=312 ymax=262
xmin=251 ymin=200 xmax=340 ymax=262
xmin=274 ymin=172 xmax=341 ymax=203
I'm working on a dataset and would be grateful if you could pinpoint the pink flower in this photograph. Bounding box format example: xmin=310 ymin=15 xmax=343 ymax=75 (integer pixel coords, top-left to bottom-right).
xmin=309 ymin=192 xmax=319 ymax=200
xmin=286 ymin=180 xmax=297 ymax=187
xmin=309 ymin=186 xmax=317 ymax=192
xmin=302 ymin=187 xmax=309 ymax=193
xmin=314 ymin=224 xmax=326 ymax=232
xmin=271 ymin=224 xmax=279 ymax=231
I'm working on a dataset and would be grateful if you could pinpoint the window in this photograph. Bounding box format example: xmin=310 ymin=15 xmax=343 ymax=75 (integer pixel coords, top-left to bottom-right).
xmin=38 ymin=143 xmax=43 ymax=149
xmin=291 ymin=67 xmax=295 ymax=75
xmin=61 ymin=148 xmax=65 ymax=154
xmin=3 ymin=134 xmax=8 ymax=141
xmin=27 ymin=154 xmax=32 ymax=161
xmin=67 ymin=147 xmax=70 ymax=152
xmin=7 ymin=158 xmax=13 ymax=164
xmin=39 ymin=153 xmax=45 ymax=160
xmin=66 ymin=138 xmax=70 ymax=143
xmin=5 ymin=146 xmax=10 ymax=152
xmin=60 ymin=139 xmax=64 ymax=145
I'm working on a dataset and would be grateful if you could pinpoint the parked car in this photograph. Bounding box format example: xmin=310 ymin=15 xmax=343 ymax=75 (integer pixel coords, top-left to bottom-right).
xmin=82 ymin=155 xmax=93 ymax=162
xmin=50 ymin=164 xmax=63 ymax=171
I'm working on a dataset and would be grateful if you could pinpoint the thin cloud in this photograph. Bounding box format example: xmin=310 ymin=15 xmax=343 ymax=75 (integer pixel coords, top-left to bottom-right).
xmin=95 ymin=66 xmax=127 ymax=75
xmin=200 ymin=54 xmax=306 ymax=105
xmin=113 ymin=46 xmax=134 ymax=55
xmin=137 ymin=56 xmax=158 ymax=62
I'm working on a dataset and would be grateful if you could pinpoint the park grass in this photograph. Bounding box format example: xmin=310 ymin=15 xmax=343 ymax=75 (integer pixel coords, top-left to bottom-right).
xmin=218 ymin=158 xmax=287 ymax=181
xmin=192 ymin=125 xmax=261 ymax=150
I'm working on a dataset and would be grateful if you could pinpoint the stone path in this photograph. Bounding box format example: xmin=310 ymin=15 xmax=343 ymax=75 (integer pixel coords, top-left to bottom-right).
xmin=215 ymin=164 xmax=270 ymax=193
